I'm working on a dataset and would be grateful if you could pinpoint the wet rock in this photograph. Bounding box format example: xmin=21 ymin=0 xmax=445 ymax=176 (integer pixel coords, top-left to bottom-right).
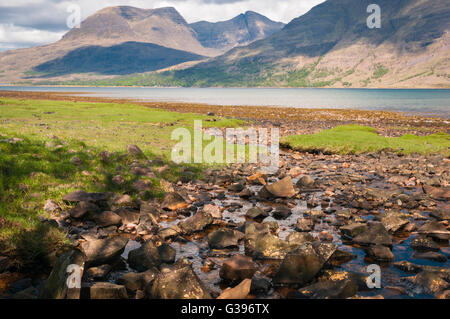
xmin=126 ymin=144 xmax=144 ymax=157
xmin=294 ymin=278 xmax=358 ymax=299
xmin=253 ymin=234 xmax=292 ymax=260
xmin=149 ymin=260 xmax=211 ymax=299
xmin=229 ymin=183 xmax=245 ymax=192
xmin=208 ymin=228 xmax=244 ymax=249
xmin=250 ymin=276 xmax=271 ymax=295
xmin=93 ymin=211 xmax=122 ymax=228
xmin=436 ymin=290 xmax=450 ymax=299
xmin=128 ymin=240 xmax=162 ymax=272
xmin=328 ymin=249 xmax=357 ymax=266
xmin=380 ymin=211 xmax=409 ymax=233
xmin=69 ymin=201 xmax=100 ymax=219
xmin=202 ymin=204 xmax=222 ymax=219
xmin=162 ymin=192 xmax=189 ymax=211
xmin=219 ymin=255 xmax=256 ymax=284
xmin=246 ymin=207 xmax=269 ymax=220
xmin=39 ymin=250 xmax=85 ymax=299
xmin=84 ymin=265 xmax=112 ymax=280
xmin=273 ymin=242 xmax=337 ymax=286
xmin=286 ymin=232 xmax=314 ymax=246
xmin=423 ymin=185 xmax=450 ymax=201
xmin=244 ymin=222 xmax=271 ymax=253
xmin=410 ymin=236 xmax=440 ymax=252
xmin=63 ymin=191 xmax=108 ymax=203
xmin=159 ymin=225 xmax=182 ymax=240
xmin=296 ymin=175 xmax=315 ymax=189
xmin=340 ymin=223 xmax=368 ymax=239
xmin=405 ymin=271 xmax=449 ymax=295
xmin=158 ymin=244 xmax=176 ymax=264
xmin=296 ymin=218 xmax=314 ymax=232
xmin=353 ymin=222 xmax=393 ymax=247
xmin=273 ymin=206 xmax=292 ymax=220
xmin=82 ymin=237 xmax=128 ymax=267
xmin=217 ymin=279 xmax=251 ymax=299
xmin=393 ymin=261 xmax=450 ymax=275
xmin=258 ymin=176 xmax=296 ymax=199
xmin=117 ymin=268 xmax=159 ymax=292
xmin=365 ymin=245 xmax=394 ymax=262
xmin=239 ymin=188 xmax=252 ymax=199
xmin=178 ymin=211 xmax=213 ymax=234
xmin=115 ymin=208 xmax=140 ymax=225
xmin=430 ymin=211 xmax=450 ymax=222
xmin=413 ymin=251 xmax=447 ymax=263
xmin=418 ymin=221 xmax=450 ymax=241
xmin=83 ymin=282 xmax=128 ymax=299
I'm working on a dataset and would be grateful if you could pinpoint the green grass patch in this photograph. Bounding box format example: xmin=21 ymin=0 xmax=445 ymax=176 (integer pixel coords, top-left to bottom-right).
xmin=281 ymin=125 xmax=450 ymax=156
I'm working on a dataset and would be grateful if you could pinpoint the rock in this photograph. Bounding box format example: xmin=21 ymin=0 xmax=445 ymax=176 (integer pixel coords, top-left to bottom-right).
xmin=246 ymin=207 xmax=269 ymax=220
xmin=93 ymin=211 xmax=122 ymax=228
xmin=126 ymin=144 xmax=144 ymax=157
xmin=296 ymin=218 xmax=314 ymax=232
xmin=273 ymin=206 xmax=292 ymax=219
xmin=393 ymin=261 xmax=450 ymax=275
xmin=430 ymin=211 xmax=450 ymax=221
xmin=69 ymin=201 xmax=100 ymax=219
xmin=219 ymin=255 xmax=256 ymax=284
xmin=365 ymin=245 xmax=395 ymax=262
xmin=286 ymin=232 xmax=314 ymax=246
xmin=112 ymin=175 xmax=125 ymax=185
xmin=247 ymin=172 xmax=267 ymax=185
xmin=132 ymin=180 xmax=153 ymax=193
xmin=178 ymin=211 xmax=213 ymax=234
xmin=149 ymin=260 xmax=211 ymax=299
xmin=117 ymin=268 xmax=159 ymax=292
xmin=11 ymin=286 xmax=38 ymax=299
xmin=294 ymin=278 xmax=358 ymax=299
xmin=63 ymin=191 xmax=107 ymax=203
xmin=239 ymin=188 xmax=252 ymax=199
xmin=328 ymin=250 xmax=357 ymax=266
xmin=113 ymin=194 xmax=133 ymax=206
xmin=436 ymin=290 xmax=450 ymax=299
xmin=296 ymin=175 xmax=315 ymax=189
xmin=250 ymin=276 xmax=271 ymax=295
xmin=405 ymin=271 xmax=449 ymax=295
xmin=253 ymin=233 xmax=292 ymax=260
xmin=83 ymin=282 xmax=128 ymax=299
xmin=202 ymin=204 xmax=222 ymax=219
xmin=381 ymin=211 xmax=409 ymax=233
xmin=158 ymin=244 xmax=176 ymax=264
xmin=115 ymin=208 xmax=140 ymax=225
xmin=70 ymin=156 xmax=82 ymax=165
xmin=413 ymin=251 xmax=447 ymax=263
xmin=258 ymin=176 xmax=296 ymax=199
xmin=340 ymin=223 xmax=368 ymax=239
xmin=43 ymin=200 xmax=60 ymax=213
xmin=273 ymin=242 xmax=337 ymax=286
xmin=244 ymin=222 xmax=271 ymax=253
xmin=0 ymin=256 xmax=11 ymax=273
xmin=217 ymin=279 xmax=251 ymax=299
xmin=81 ymin=237 xmax=129 ymax=267
xmin=229 ymin=183 xmax=245 ymax=192
xmin=84 ymin=265 xmax=112 ymax=280
xmin=418 ymin=221 xmax=450 ymax=241
xmin=208 ymin=228 xmax=244 ymax=249
xmin=423 ymin=185 xmax=450 ymax=201
xmin=128 ymin=240 xmax=162 ymax=272
xmin=9 ymin=278 xmax=32 ymax=294
xmin=159 ymin=225 xmax=182 ymax=240
xmin=162 ymin=192 xmax=189 ymax=211
xmin=288 ymin=167 xmax=304 ymax=178
xmin=411 ymin=236 xmax=440 ymax=252
xmin=98 ymin=150 xmax=110 ymax=162
xmin=38 ymin=250 xmax=85 ymax=299
xmin=353 ymin=222 xmax=393 ymax=247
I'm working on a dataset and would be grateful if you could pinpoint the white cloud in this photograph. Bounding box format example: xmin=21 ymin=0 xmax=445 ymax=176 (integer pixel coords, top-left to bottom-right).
xmin=0 ymin=24 xmax=64 ymax=51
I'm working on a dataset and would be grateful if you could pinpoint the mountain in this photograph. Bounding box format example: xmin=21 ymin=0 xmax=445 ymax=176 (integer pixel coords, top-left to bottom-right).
xmin=190 ymin=11 xmax=285 ymax=51
xmin=0 ymin=6 xmax=281 ymax=82
xmin=162 ymin=0 xmax=450 ymax=88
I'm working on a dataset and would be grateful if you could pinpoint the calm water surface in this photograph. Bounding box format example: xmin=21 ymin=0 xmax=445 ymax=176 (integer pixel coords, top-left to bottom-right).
xmin=1 ymin=86 xmax=449 ymax=117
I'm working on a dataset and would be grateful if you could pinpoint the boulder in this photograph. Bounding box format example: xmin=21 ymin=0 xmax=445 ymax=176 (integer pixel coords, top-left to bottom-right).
xmin=208 ymin=228 xmax=244 ymax=249
xmin=405 ymin=271 xmax=450 ymax=295
xmin=83 ymin=282 xmax=128 ymax=299
xmin=149 ymin=260 xmax=211 ymax=299
xmin=81 ymin=237 xmax=128 ymax=267
xmin=244 ymin=222 xmax=271 ymax=253
xmin=365 ymin=245 xmax=395 ymax=262
xmin=423 ymin=185 xmax=450 ymax=201
xmin=413 ymin=251 xmax=448 ymax=263
xmin=38 ymin=250 xmax=85 ymax=299
xmin=93 ymin=211 xmax=122 ymax=228
xmin=253 ymin=234 xmax=293 ymax=260
xmin=273 ymin=242 xmax=337 ymax=286
xmin=117 ymin=268 xmax=159 ymax=292
xmin=202 ymin=204 xmax=222 ymax=219
xmin=410 ymin=236 xmax=440 ymax=252
xmin=295 ymin=278 xmax=358 ymax=299
xmin=162 ymin=192 xmax=189 ymax=211
xmin=217 ymin=279 xmax=251 ymax=299
xmin=115 ymin=208 xmax=140 ymax=225
xmin=340 ymin=223 xmax=368 ymax=239
xmin=353 ymin=222 xmax=393 ymax=247
xmin=128 ymin=240 xmax=162 ymax=272
xmin=69 ymin=201 xmax=100 ymax=219
xmin=380 ymin=211 xmax=409 ymax=233
xmin=286 ymin=232 xmax=314 ymax=246
xmin=63 ymin=191 xmax=107 ymax=203
xmin=296 ymin=218 xmax=314 ymax=232
xmin=418 ymin=221 xmax=450 ymax=241
xmin=273 ymin=206 xmax=292 ymax=220
xmin=158 ymin=243 xmax=176 ymax=264
xmin=246 ymin=207 xmax=269 ymax=220
xmin=178 ymin=211 xmax=213 ymax=234
xmin=258 ymin=176 xmax=296 ymax=199
xmin=219 ymin=255 xmax=256 ymax=284
xmin=296 ymin=175 xmax=315 ymax=189
xmin=84 ymin=265 xmax=112 ymax=280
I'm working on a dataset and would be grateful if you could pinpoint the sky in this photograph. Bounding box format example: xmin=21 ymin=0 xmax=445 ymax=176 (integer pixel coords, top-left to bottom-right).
xmin=0 ymin=0 xmax=325 ymax=52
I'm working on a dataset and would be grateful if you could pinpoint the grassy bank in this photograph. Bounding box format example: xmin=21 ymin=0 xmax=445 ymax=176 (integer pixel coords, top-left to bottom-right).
xmin=281 ymin=125 xmax=450 ymax=156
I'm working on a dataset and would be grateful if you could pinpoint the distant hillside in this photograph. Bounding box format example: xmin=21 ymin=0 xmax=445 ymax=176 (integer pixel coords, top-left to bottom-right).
xmin=190 ymin=11 xmax=284 ymax=51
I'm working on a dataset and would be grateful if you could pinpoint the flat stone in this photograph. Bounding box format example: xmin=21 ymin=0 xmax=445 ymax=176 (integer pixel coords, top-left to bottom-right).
xmin=273 ymin=206 xmax=292 ymax=220
xmin=418 ymin=221 xmax=450 ymax=241
xmin=208 ymin=228 xmax=244 ymax=249
xmin=81 ymin=237 xmax=128 ymax=267
xmin=219 ymin=255 xmax=256 ymax=284
xmin=178 ymin=211 xmax=213 ymax=234
xmin=84 ymin=282 xmax=128 ymax=299
xmin=413 ymin=251 xmax=448 ymax=263
xmin=69 ymin=201 xmax=100 ymax=219
xmin=410 ymin=236 xmax=440 ymax=252
xmin=246 ymin=207 xmax=269 ymax=220
xmin=366 ymin=245 xmax=395 ymax=262
xmin=340 ymin=223 xmax=368 ymax=239
xmin=217 ymin=279 xmax=251 ymax=299
xmin=93 ymin=211 xmax=122 ymax=228
xmin=353 ymin=222 xmax=393 ymax=247
xmin=258 ymin=176 xmax=296 ymax=199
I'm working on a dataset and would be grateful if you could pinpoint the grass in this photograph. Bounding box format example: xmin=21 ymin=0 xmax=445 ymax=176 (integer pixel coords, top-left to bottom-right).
xmin=0 ymin=97 xmax=249 ymax=270
xmin=281 ymin=125 xmax=450 ymax=156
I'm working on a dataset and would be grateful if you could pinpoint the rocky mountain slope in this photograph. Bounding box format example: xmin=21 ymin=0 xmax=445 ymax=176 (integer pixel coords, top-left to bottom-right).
xmin=190 ymin=11 xmax=284 ymax=51
xmin=0 ymin=6 xmax=282 ymax=82
xmin=166 ymin=0 xmax=450 ymax=88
